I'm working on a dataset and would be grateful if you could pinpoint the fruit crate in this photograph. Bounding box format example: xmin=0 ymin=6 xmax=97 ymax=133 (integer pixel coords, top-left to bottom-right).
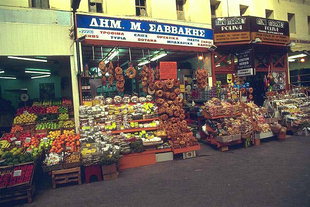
xmin=51 ymin=167 xmax=82 ymax=188
xmin=8 ymin=162 xmax=35 ymax=188
xmin=42 ymin=163 xmax=63 ymax=173
xmin=0 ymin=183 xmax=35 ymax=204
xmin=0 ymin=165 xmax=14 ymax=189
xmin=63 ymin=152 xmax=81 ymax=169
xmin=215 ymin=135 xmax=233 ymax=143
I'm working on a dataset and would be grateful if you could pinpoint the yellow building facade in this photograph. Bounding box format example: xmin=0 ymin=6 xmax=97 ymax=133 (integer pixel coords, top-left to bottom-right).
xmin=0 ymin=0 xmax=309 ymax=117
xmin=1 ymin=0 xmax=309 ymax=46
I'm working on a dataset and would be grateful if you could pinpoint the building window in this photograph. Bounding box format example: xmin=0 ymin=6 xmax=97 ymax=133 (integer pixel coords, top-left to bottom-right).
xmin=288 ymin=13 xmax=296 ymax=34
xmin=308 ymin=16 xmax=310 ymax=35
xmin=265 ymin=9 xmax=274 ymax=19
xmin=176 ymin=0 xmax=185 ymax=20
xmin=210 ymin=0 xmax=220 ymax=18
xmin=136 ymin=0 xmax=147 ymax=16
xmin=89 ymin=0 xmax=103 ymax=13
xmin=239 ymin=5 xmax=248 ymax=16
xmin=30 ymin=0 xmax=49 ymax=9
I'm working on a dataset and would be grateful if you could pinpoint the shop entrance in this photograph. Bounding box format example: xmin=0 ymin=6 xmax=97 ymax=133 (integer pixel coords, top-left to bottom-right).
xmin=80 ymin=45 xmax=210 ymax=101
xmin=0 ymin=56 xmax=74 ymax=135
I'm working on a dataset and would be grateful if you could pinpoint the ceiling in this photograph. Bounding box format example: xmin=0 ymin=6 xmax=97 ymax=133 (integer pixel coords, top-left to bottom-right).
xmin=0 ymin=56 xmax=70 ymax=79
xmin=82 ymin=46 xmax=199 ymax=68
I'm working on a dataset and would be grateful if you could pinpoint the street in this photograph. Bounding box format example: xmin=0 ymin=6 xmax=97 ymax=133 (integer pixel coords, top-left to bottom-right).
xmin=13 ymin=136 xmax=310 ymax=207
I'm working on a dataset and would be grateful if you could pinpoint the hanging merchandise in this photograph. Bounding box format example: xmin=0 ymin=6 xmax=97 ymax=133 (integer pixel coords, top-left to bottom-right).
xmin=195 ymin=69 xmax=208 ymax=89
xmin=125 ymin=49 xmax=137 ymax=79
xmin=155 ymin=79 xmax=198 ymax=149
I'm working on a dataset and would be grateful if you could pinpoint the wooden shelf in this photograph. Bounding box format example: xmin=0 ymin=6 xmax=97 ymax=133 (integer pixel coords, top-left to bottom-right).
xmin=109 ymin=127 xmax=158 ymax=134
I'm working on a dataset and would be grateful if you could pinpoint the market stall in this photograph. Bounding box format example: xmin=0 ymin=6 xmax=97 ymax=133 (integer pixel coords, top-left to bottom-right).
xmin=266 ymin=87 xmax=310 ymax=136
xmin=74 ymin=13 xmax=214 ymax=167
xmin=211 ymin=16 xmax=290 ymax=106
xmin=201 ymin=98 xmax=277 ymax=151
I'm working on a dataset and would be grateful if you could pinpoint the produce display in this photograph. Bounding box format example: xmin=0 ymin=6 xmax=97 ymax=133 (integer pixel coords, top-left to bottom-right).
xmin=50 ymin=130 xmax=80 ymax=154
xmin=46 ymin=106 xmax=59 ymax=114
xmin=10 ymin=125 xmax=23 ymax=133
xmin=202 ymin=98 xmax=242 ymax=117
xmin=0 ymin=163 xmax=34 ymax=188
xmin=268 ymin=89 xmax=310 ymax=135
xmin=16 ymin=106 xmax=46 ymax=115
xmin=13 ymin=112 xmax=37 ymax=125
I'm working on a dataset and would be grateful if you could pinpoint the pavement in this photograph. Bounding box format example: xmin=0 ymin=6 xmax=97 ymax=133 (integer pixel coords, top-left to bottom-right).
xmin=7 ymin=136 xmax=310 ymax=207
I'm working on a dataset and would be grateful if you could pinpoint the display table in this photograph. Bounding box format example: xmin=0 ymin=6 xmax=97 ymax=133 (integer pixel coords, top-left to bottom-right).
xmin=119 ymin=148 xmax=172 ymax=170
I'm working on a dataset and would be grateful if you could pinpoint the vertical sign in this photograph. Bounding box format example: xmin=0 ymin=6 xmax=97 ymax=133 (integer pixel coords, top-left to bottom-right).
xmin=235 ymin=49 xmax=255 ymax=76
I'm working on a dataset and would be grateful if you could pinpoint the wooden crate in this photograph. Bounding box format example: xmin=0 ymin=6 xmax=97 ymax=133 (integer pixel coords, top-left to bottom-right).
xmin=51 ymin=167 xmax=81 ymax=188
xmin=0 ymin=184 xmax=35 ymax=204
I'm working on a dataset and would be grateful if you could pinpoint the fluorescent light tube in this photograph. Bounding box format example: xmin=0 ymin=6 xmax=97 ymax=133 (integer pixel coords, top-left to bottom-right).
xmin=108 ymin=50 xmax=119 ymax=60
xmin=0 ymin=71 xmax=4 ymax=74
xmin=0 ymin=76 xmax=16 ymax=80
xmin=25 ymin=71 xmax=51 ymax=75
xmin=102 ymin=48 xmax=119 ymax=63
xmin=150 ymin=52 xmax=167 ymax=61
xmin=31 ymin=75 xmax=50 ymax=79
xmin=25 ymin=68 xmax=50 ymax=72
xmin=8 ymin=56 xmax=48 ymax=62
xmin=288 ymin=54 xmax=307 ymax=59
xmin=138 ymin=60 xmax=150 ymax=66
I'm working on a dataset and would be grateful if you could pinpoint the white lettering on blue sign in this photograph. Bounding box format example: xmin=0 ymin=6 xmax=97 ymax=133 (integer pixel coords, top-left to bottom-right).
xmin=76 ymin=14 xmax=213 ymax=48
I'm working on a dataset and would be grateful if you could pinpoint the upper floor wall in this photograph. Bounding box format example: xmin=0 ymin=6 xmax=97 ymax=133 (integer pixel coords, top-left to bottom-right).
xmin=213 ymin=0 xmax=310 ymax=41
xmin=1 ymin=0 xmax=309 ymax=44
xmin=0 ymin=5 xmax=73 ymax=56
xmin=0 ymin=0 xmax=212 ymax=27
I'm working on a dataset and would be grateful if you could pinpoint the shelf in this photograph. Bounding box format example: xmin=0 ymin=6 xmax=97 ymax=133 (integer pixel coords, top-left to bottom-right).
xmin=130 ymin=117 xmax=159 ymax=123
xmin=109 ymin=127 xmax=158 ymax=134
xmin=108 ymin=101 xmax=155 ymax=107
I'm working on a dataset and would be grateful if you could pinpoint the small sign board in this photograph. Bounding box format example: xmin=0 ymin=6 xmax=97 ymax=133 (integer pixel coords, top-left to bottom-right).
xmin=237 ymin=68 xmax=255 ymax=77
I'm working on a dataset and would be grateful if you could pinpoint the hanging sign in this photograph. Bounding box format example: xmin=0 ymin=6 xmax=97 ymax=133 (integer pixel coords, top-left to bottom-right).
xmin=76 ymin=14 xmax=213 ymax=48
xmin=235 ymin=49 xmax=254 ymax=70
xmin=212 ymin=16 xmax=289 ymax=45
xmin=212 ymin=16 xmax=251 ymax=42
xmin=251 ymin=17 xmax=290 ymax=44
xmin=237 ymin=68 xmax=255 ymax=77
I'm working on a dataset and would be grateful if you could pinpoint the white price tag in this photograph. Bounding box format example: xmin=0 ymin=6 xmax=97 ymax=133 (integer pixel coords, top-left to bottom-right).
xmin=13 ymin=170 xmax=22 ymax=177
xmin=10 ymin=137 xmax=17 ymax=142
xmin=25 ymin=137 xmax=31 ymax=143
xmin=15 ymin=141 xmax=21 ymax=146
xmin=42 ymin=138 xmax=49 ymax=143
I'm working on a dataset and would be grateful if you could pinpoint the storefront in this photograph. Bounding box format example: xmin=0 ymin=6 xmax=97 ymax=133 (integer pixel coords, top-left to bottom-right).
xmin=211 ymin=16 xmax=290 ymax=106
xmin=0 ymin=6 xmax=79 ymax=135
xmin=75 ymin=13 xmax=214 ymax=169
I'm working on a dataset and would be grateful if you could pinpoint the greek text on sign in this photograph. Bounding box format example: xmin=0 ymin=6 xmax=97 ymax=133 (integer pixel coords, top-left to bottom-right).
xmin=76 ymin=14 xmax=213 ymax=48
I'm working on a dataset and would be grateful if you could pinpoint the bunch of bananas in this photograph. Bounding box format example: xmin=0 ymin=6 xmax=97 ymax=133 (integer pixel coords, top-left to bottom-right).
xmin=0 ymin=140 xmax=10 ymax=149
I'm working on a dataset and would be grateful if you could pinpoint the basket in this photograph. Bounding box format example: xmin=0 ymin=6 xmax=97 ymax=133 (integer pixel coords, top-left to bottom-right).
xmin=63 ymin=152 xmax=81 ymax=169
